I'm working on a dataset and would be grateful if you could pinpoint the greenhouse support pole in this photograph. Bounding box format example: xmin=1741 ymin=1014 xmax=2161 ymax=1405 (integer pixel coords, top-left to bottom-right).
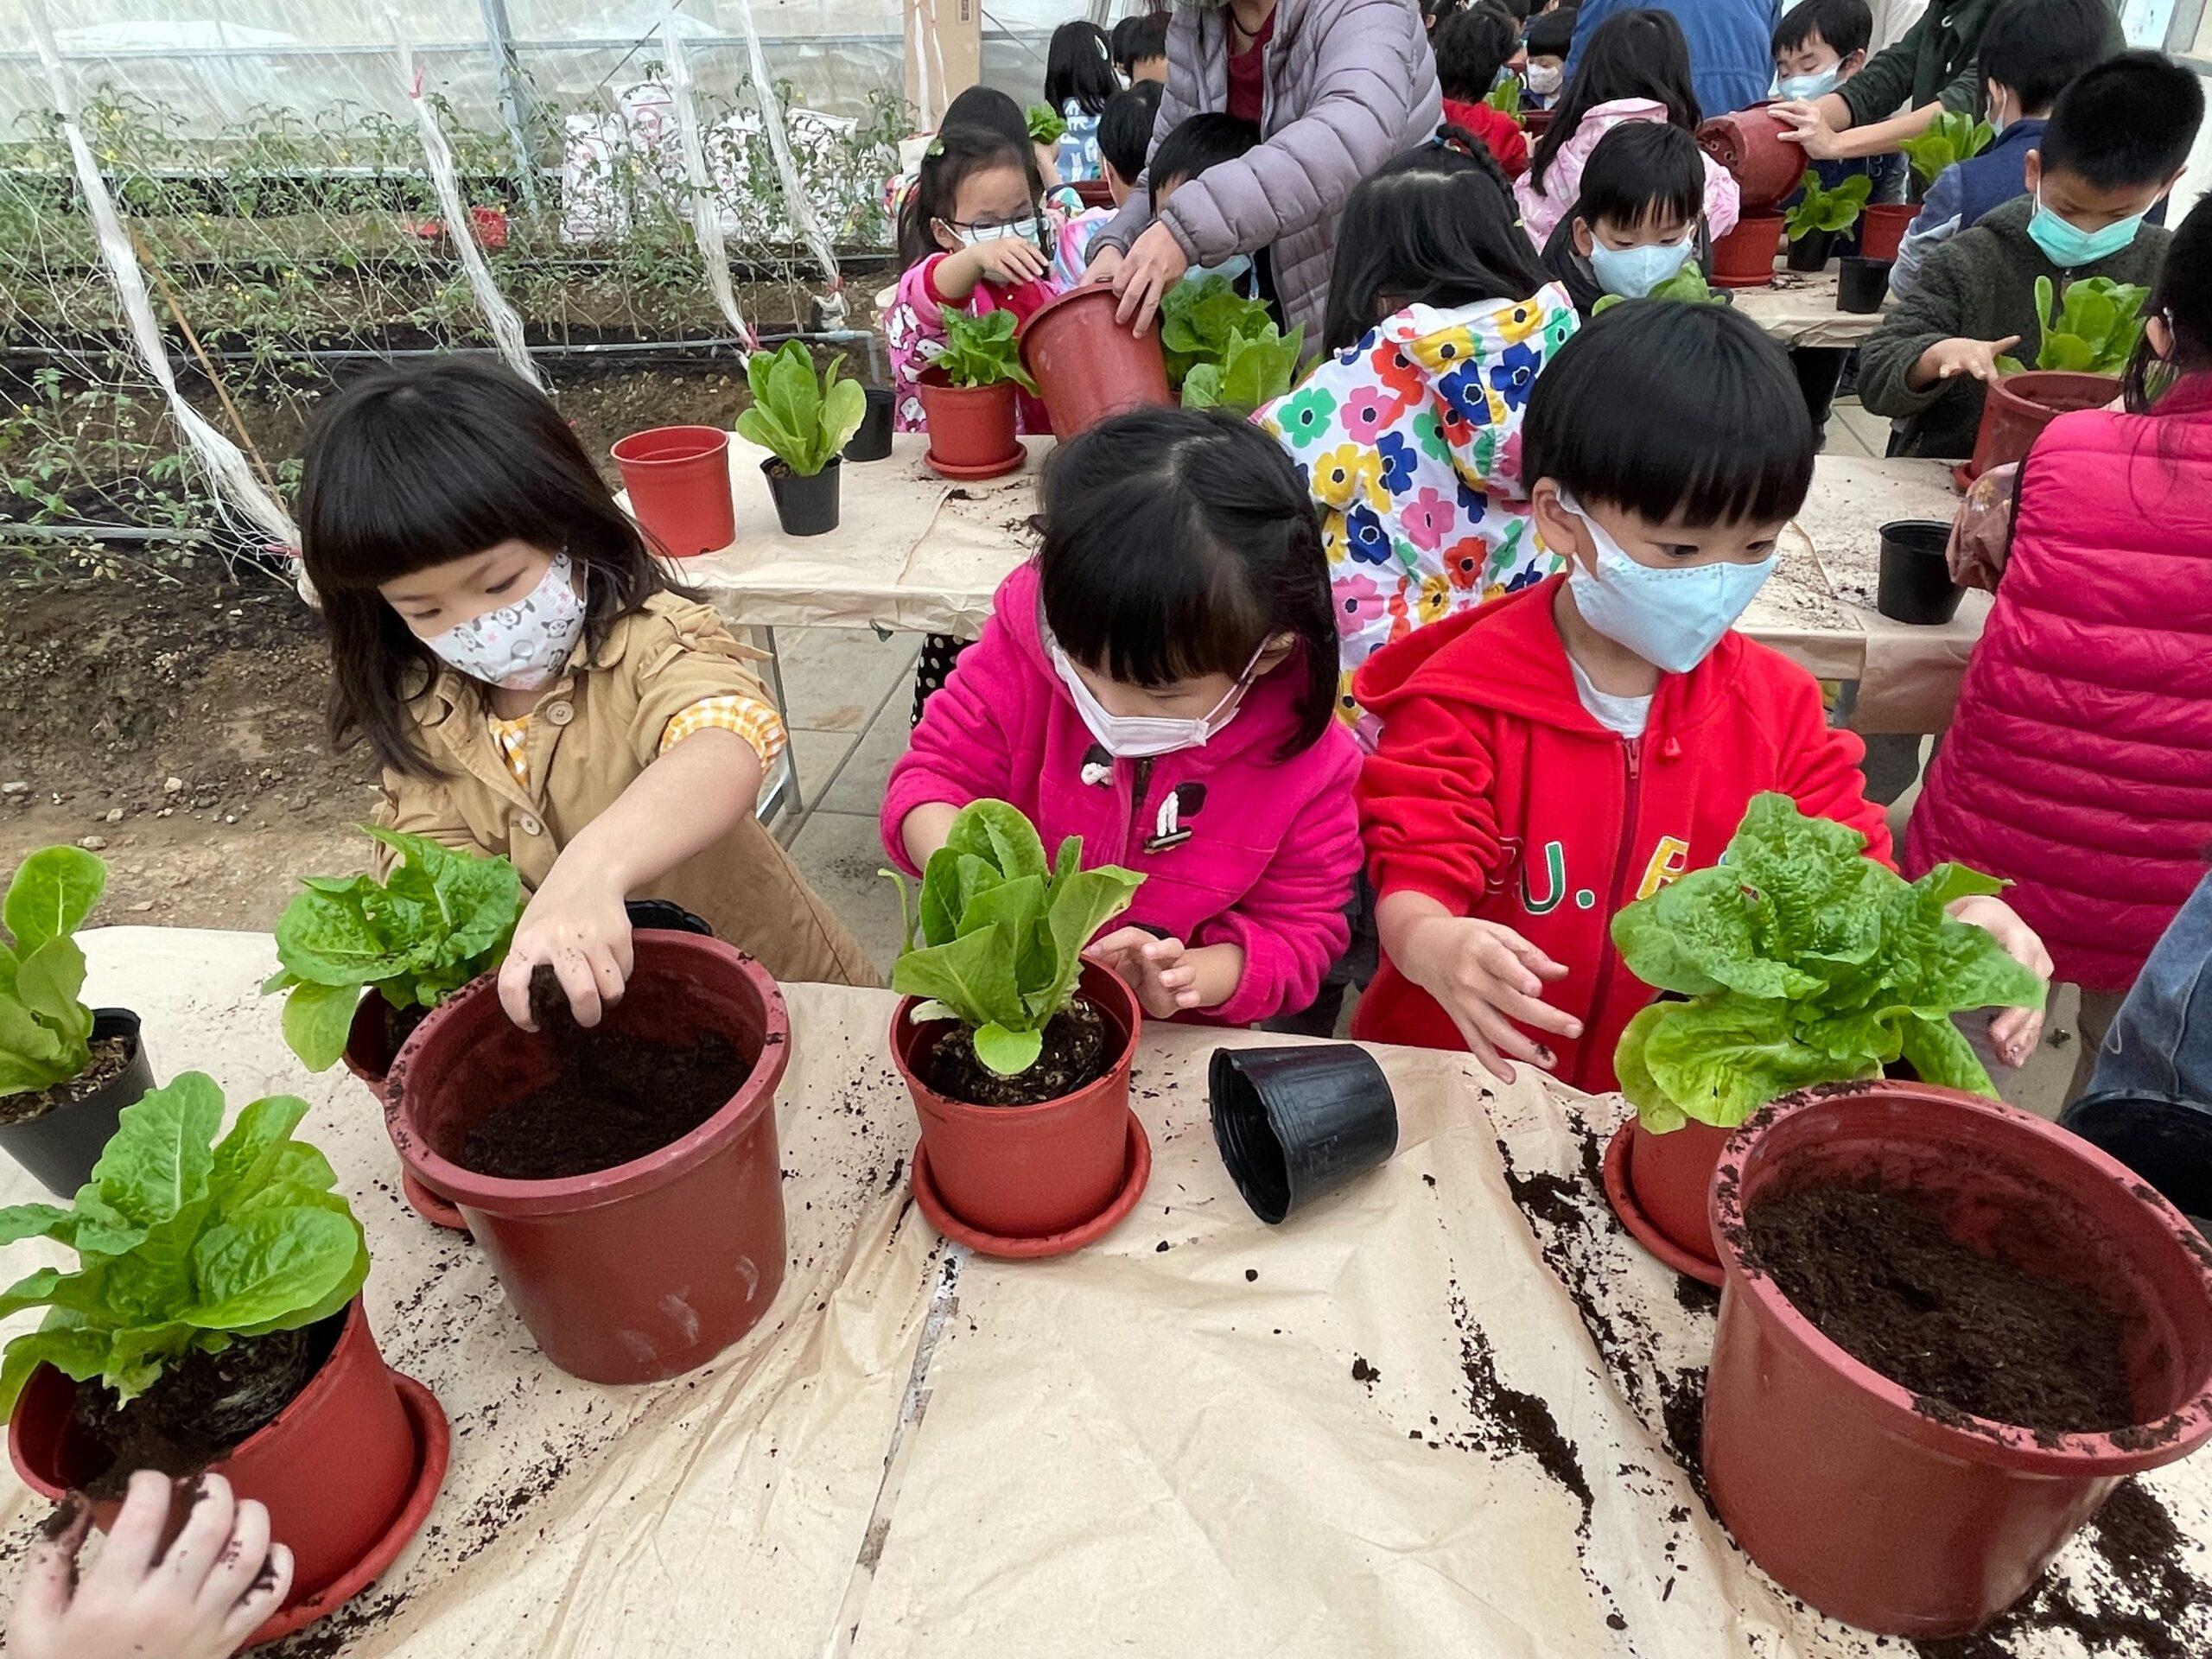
xmin=478 ymin=0 xmax=540 ymax=212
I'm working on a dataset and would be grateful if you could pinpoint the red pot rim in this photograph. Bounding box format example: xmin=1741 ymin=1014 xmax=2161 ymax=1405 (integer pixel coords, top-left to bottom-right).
xmin=1984 ymin=370 xmax=2119 ymax=416
xmin=610 ymin=425 xmax=731 ymax=467
xmin=10 ymin=1296 xmax=376 ymax=1497
xmin=890 ymin=962 xmax=1142 ymax=1123
xmin=1014 ymin=282 xmax=1119 ymax=342
xmin=917 ymin=367 xmax=1018 ymax=397
xmin=1712 ymin=1082 xmax=2212 ymax=1474
xmin=382 ymin=934 xmax=792 ymax=1217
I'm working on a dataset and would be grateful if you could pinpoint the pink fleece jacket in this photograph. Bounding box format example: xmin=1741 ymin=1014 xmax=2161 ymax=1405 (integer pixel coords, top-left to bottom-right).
xmin=881 ymin=564 xmax=1364 ymax=1026
xmin=1515 ymin=97 xmax=1741 ymax=250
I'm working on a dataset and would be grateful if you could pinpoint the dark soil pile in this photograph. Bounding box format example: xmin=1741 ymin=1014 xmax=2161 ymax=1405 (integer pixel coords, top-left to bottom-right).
xmin=454 ymin=969 xmax=749 ymax=1180
xmin=0 ymin=1034 xmax=131 ymax=1127
xmin=71 ymin=1320 xmax=334 ymax=1494
xmin=918 ymin=995 xmax=1109 ymax=1107
xmin=1748 ymin=1183 xmax=2135 ymax=1435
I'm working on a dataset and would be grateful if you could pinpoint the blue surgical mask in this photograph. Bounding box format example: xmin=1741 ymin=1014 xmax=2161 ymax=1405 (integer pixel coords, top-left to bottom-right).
xmin=1558 ymin=493 xmax=1775 ymax=674
xmin=2026 ymin=189 xmax=2145 ymax=268
xmin=1776 ymin=64 xmax=1842 ymax=101
xmin=1588 ymin=232 xmax=1695 ymax=299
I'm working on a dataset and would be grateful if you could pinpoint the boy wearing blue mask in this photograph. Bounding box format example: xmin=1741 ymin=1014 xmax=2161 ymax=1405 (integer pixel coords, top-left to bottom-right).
xmin=1771 ymin=0 xmax=1905 ymax=254
xmin=1859 ymin=52 xmax=2200 ymax=460
xmin=1542 ymin=122 xmax=1713 ymax=319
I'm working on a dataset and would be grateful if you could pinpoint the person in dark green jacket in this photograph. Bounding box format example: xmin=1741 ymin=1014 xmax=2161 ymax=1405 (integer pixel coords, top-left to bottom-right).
xmin=1858 ymin=53 xmax=2197 ymax=457
xmin=1771 ymin=0 xmax=2121 ymax=167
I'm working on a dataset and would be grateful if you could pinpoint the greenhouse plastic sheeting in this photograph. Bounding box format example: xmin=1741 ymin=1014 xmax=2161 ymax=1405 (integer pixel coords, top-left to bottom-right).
xmin=0 ymin=928 xmax=2204 ymax=1657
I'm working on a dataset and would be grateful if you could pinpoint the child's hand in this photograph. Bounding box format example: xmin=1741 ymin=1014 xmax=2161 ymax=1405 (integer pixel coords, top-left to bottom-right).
xmin=11 ymin=1472 xmax=295 ymax=1659
xmin=1916 ymin=335 xmax=2023 ymax=388
xmin=1948 ymin=893 xmax=2053 ymax=1067
xmin=942 ymin=237 xmax=1049 ymax=296
xmin=1083 ymin=244 xmax=1127 ymax=287
xmin=1396 ymin=916 xmax=1583 ymax=1083
xmin=499 ymin=861 xmax=632 ymax=1030
xmin=1089 ymin=927 xmax=1205 ymax=1018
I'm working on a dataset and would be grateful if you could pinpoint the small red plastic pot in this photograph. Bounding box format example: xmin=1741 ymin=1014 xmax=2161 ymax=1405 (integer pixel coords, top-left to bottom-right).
xmin=385 ymin=932 xmax=791 ymax=1384
xmin=611 ymin=425 xmax=736 ymax=556
xmin=1017 ymin=285 xmax=1175 ymax=438
xmin=1071 ymin=179 xmax=1116 ymax=209
xmin=1705 ymin=1082 xmax=2212 ymax=1637
xmin=1522 ymin=109 xmax=1555 ymax=139
xmin=1965 ymin=370 xmax=2117 ymax=481
xmin=1613 ymin=1116 xmax=1730 ymax=1283
xmin=916 ymin=371 xmax=1022 ymax=478
xmin=1859 ymin=200 xmax=1916 ymax=263
xmin=340 ymin=995 xmax=467 ymax=1233
xmin=9 ymin=1298 xmax=444 ymax=1646
xmin=892 ymin=963 xmax=1140 ymax=1239
xmin=1710 ymin=215 xmax=1783 ymax=288
xmin=1697 ymin=105 xmax=1802 ymax=214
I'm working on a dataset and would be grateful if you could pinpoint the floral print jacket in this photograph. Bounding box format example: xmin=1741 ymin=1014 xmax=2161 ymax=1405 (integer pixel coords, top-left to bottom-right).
xmin=1258 ymin=288 xmax=1580 ymax=747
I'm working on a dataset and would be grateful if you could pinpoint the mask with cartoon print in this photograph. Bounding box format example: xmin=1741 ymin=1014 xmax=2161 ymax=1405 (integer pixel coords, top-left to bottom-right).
xmin=422 ymin=552 xmax=587 ymax=691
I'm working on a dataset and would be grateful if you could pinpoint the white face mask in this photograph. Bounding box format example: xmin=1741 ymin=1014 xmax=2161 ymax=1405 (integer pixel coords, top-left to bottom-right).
xmin=1526 ymin=62 xmax=1563 ymax=96
xmin=1047 ymin=632 xmax=1265 ymax=759
xmin=422 ymin=552 xmax=587 ymax=691
xmin=1557 ymin=494 xmax=1775 ymax=675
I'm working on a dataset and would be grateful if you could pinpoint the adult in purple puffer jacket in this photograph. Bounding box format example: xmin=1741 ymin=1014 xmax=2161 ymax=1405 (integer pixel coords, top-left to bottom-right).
xmin=1084 ymin=0 xmax=1444 ymax=344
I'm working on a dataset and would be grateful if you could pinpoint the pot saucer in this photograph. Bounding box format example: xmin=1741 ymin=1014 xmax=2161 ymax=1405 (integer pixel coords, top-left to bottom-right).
xmin=911 ymin=1110 xmax=1151 ymax=1261
xmin=1710 ymin=270 xmax=1778 ymax=289
xmin=1602 ymin=1122 xmax=1725 ymax=1287
xmin=246 ymin=1370 xmax=452 ymax=1648
xmin=923 ymin=447 xmax=1026 ymax=482
xmin=401 ymin=1168 xmax=470 ymax=1235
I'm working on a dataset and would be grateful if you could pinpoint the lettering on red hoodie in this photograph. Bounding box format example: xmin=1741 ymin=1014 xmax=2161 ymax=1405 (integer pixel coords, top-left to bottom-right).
xmin=1351 ymin=575 xmax=1891 ymax=1090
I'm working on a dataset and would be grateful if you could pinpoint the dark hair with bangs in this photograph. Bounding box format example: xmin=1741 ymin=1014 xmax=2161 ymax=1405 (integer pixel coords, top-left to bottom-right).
xmin=1522 ymin=302 xmax=1814 ymax=526
xmin=1037 ymin=408 xmax=1337 ymax=760
xmin=1524 ymin=7 xmax=1577 ymax=56
xmin=1046 ymin=21 xmax=1119 ymax=117
xmin=1098 ymin=81 xmax=1166 ymax=184
xmin=1321 ymin=133 xmax=1548 ymax=353
xmin=1149 ymin=111 xmax=1260 ymax=200
xmin=1116 ymin=10 xmax=1170 ymax=71
xmin=1435 ymin=5 xmax=1521 ymax=102
xmin=1977 ymin=0 xmax=2112 ymax=115
xmin=1772 ymin=0 xmax=1871 ymax=63
xmin=2037 ymin=51 xmax=2204 ymax=192
xmin=298 ymin=358 xmax=674 ymax=778
xmin=2123 ymin=194 xmax=2211 ymax=415
xmin=898 ymin=123 xmax=1045 ymax=270
xmin=941 ymin=85 xmax=1030 ymax=150
xmin=1575 ymin=122 xmax=1703 ymax=234
xmin=1530 ymin=10 xmax=1700 ymax=191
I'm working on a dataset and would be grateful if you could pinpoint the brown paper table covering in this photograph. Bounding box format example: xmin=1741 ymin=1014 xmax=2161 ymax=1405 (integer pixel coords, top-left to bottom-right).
xmin=1727 ymin=267 xmax=1892 ymax=348
xmin=4 ymin=930 xmax=2205 ymax=1656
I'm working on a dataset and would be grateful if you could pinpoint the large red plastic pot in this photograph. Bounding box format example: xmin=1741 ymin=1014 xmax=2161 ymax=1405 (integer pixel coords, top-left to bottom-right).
xmin=1710 ymin=216 xmax=1783 ymax=288
xmin=1705 ymin=1081 xmax=2212 ymax=1637
xmin=9 ymin=1299 xmax=440 ymax=1645
xmin=1859 ymin=200 xmax=1916 ymax=263
xmin=915 ymin=371 xmax=1022 ymax=477
xmin=892 ymin=963 xmax=1140 ymax=1238
xmin=611 ymin=425 xmax=736 ymax=556
xmin=1697 ymin=105 xmax=1802 ymax=213
xmin=384 ymin=932 xmax=791 ymax=1384
xmin=1018 ymin=285 xmax=1175 ymax=438
xmin=1965 ymin=370 xmax=2117 ymax=481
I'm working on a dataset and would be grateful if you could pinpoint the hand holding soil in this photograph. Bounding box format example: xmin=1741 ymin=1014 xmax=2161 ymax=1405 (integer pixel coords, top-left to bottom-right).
xmin=11 ymin=1472 xmax=294 ymax=1659
xmin=497 ymin=867 xmax=634 ymax=1030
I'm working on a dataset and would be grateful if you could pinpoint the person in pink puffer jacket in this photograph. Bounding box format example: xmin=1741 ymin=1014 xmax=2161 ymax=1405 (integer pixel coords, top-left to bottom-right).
xmin=1515 ymin=10 xmax=1741 ymax=250
xmin=1904 ymin=199 xmax=2212 ymax=1104
xmin=883 ymin=410 xmax=1363 ymax=1027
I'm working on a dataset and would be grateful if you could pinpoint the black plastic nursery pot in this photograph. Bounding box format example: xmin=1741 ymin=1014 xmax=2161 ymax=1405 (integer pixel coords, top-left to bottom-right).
xmin=1784 ymin=229 xmax=1835 ymax=273
xmin=761 ymin=456 xmax=842 ymax=537
xmin=843 ymin=388 xmax=895 ymax=462
xmin=2061 ymin=1091 xmax=2212 ymax=1235
xmin=1210 ymin=1045 xmax=1399 ymax=1224
xmin=0 ymin=1009 xmax=156 ymax=1197
xmin=1836 ymin=255 xmax=1891 ymax=314
xmin=1876 ymin=519 xmax=1964 ymax=626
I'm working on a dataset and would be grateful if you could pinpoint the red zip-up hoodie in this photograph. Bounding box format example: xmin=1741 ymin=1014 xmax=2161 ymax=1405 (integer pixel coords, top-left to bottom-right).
xmin=1350 ymin=575 xmax=1891 ymax=1091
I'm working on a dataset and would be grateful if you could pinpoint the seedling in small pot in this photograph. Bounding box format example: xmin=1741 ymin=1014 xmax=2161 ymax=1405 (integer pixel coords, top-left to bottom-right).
xmin=1995 ymin=274 xmax=2149 ymax=375
xmin=1592 ymin=264 xmax=1727 ymax=315
xmin=1784 ymin=169 xmax=1871 ymax=242
xmin=737 ymin=341 xmax=866 ymax=535
xmin=928 ymin=308 xmax=1038 ymax=393
xmin=1899 ymin=110 xmax=1993 ymax=189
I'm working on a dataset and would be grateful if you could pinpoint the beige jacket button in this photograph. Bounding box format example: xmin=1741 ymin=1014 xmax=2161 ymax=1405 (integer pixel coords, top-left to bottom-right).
xmin=516 ymin=813 xmax=543 ymax=836
xmin=544 ymin=702 xmax=574 ymax=727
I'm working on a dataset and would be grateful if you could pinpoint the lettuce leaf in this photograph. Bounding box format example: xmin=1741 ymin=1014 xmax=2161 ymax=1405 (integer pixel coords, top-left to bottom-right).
xmin=0 ymin=846 xmax=108 ymax=1097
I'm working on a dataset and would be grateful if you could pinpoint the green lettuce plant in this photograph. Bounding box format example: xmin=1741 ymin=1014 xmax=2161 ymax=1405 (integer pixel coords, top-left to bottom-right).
xmin=1484 ymin=76 xmax=1523 ymax=118
xmin=1785 ymin=169 xmax=1872 ymax=241
xmin=1027 ymin=103 xmax=1068 ymax=146
xmin=881 ymin=800 xmax=1142 ymax=1078
xmin=1160 ymin=274 xmax=1282 ymax=394
xmin=1 ymin=847 xmax=105 ymax=1099
xmin=928 ymin=308 xmax=1038 ymax=392
xmin=0 ymin=1073 xmax=370 ymax=1410
xmin=1182 ymin=321 xmax=1306 ymax=414
xmin=264 ymin=829 xmax=524 ymax=1073
xmin=1592 ymin=264 xmax=1727 ymax=315
xmin=1900 ymin=111 xmax=1993 ymax=188
xmin=1997 ymin=274 xmax=2150 ymax=375
xmin=735 ymin=341 xmax=867 ymax=475
xmin=1611 ymin=794 xmax=2044 ymax=1133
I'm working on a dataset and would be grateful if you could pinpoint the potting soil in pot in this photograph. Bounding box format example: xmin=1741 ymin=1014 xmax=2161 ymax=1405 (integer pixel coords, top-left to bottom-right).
xmin=69 ymin=1318 xmax=339 ymax=1495
xmin=1746 ymin=1182 xmax=2135 ymax=1435
xmin=920 ymin=995 xmax=1109 ymax=1107
xmin=452 ymin=969 xmax=748 ymax=1179
xmin=0 ymin=1033 xmax=133 ymax=1127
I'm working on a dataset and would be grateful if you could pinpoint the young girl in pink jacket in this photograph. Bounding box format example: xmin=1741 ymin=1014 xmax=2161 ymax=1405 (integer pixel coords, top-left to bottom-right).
xmin=883 ymin=408 xmax=1363 ymax=1027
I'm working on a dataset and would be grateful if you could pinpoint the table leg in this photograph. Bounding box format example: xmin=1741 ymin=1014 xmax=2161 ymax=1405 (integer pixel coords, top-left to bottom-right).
xmin=757 ymin=626 xmax=805 ymax=841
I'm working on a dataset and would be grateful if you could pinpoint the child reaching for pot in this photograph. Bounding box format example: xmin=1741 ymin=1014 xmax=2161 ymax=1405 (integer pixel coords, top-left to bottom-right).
xmin=882 ymin=408 xmax=1363 ymax=1027
xmin=1350 ymin=302 xmax=2051 ymax=1084
xmin=298 ymin=359 xmax=876 ymax=1030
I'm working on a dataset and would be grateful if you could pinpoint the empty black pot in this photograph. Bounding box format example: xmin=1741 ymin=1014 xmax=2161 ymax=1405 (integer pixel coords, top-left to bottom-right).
xmin=2060 ymin=1091 xmax=2212 ymax=1236
xmin=1210 ymin=1045 xmax=1398 ymax=1224
xmin=0 ymin=1009 xmax=156 ymax=1197
xmin=1836 ymin=255 xmax=1891 ymax=314
xmin=1876 ymin=519 xmax=1963 ymax=625
xmin=844 ymin=388 xmax=895 ymax=462
xmin=1785 ymin=229 xmax=1835 ymax=273
xmin=761 ymin=456 xmax=842 ymax=537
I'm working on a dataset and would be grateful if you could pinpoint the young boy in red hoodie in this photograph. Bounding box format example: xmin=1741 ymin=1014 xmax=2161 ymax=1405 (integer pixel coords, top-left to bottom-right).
xmin=1436 ymin=5 xmax=1532 ymax=179
xmin=1353 ymin=302 xmax=2050 ymax=1086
